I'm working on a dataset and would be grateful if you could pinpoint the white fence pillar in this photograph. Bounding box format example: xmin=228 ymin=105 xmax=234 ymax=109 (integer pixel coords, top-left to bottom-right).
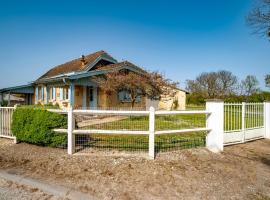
xmin=68 ymin=107 xmax=75 ymax=154
xmin=206 ymin=100 xmax=224 ymax=152
xmin=13 ymin=105 xmax=17 ymax=144
xmin=149 ymin=106 xmax=155 ymax=159
xmin=242 ymin=102 xmax=246 ymax=142
xmin=264 ymin=101 xmax=270 ymax=139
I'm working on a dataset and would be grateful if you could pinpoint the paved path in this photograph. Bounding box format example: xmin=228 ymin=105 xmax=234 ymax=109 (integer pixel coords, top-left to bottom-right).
xmin=0 ymin=170 xmax=96 ymax=200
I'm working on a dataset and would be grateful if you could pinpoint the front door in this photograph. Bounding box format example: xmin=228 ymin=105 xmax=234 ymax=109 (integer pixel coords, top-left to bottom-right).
xmin=89 ymin=86 xmax=97 ymax=109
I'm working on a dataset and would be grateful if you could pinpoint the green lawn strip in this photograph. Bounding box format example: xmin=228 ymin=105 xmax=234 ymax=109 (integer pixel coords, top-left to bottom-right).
xmin=81 ymin=115 xmax=206 ymax=131
xmin=75 ymin=132 xmax=206 ymax=152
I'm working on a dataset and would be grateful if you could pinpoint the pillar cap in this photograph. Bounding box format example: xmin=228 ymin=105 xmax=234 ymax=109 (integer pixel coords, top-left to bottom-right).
xmin=205 ymin=99 xmax=224 ymax=102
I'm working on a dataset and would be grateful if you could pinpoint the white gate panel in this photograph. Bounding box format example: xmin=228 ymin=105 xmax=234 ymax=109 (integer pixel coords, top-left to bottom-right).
xmin=244 ymin=128 xmax=264 ymax=141
xmin=0 ymin=107 xmax=15 ymax=139
xmin=224 ymin=131 xmax=243 ymax=144
xmin=224 ymin=102 xmax=265 ymax=146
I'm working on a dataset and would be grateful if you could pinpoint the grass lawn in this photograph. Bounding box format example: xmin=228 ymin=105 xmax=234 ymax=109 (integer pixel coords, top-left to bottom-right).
xmin=78 ymin=114 xmax=207 ymax=152
xmin=75 ymin=104 xmax=264 ymax=152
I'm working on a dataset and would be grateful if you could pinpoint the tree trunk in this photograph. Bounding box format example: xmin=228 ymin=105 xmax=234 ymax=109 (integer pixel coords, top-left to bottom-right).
xmin=131 ymin=99 xmax=135 ymax=108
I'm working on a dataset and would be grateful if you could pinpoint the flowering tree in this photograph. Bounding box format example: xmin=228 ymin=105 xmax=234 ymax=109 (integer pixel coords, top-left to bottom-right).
xmin=95 ymin=70 xmax=178 ymax=108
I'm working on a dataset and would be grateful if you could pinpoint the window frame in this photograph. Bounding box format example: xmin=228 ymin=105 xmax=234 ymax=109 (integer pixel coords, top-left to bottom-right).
xmin=63 ymin=87 xmax=69 ymax=100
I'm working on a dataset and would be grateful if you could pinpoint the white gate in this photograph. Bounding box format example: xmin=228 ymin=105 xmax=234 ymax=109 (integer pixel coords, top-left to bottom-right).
xmin=0 ymin=107 xmax=15 ymax=139
xmin=224 ymin=102 xmax=265 ymax=145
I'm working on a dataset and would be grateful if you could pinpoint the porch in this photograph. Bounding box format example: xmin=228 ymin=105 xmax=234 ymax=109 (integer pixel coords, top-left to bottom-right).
xmin=0 ymin=84 xmax=34 ymax=106
xmin=35 ymin=77 xmax=146 ymax=109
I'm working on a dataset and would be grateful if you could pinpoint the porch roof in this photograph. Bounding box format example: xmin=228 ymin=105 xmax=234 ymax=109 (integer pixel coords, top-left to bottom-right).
xmin=0 ymin=84 xmax=34 ymax=94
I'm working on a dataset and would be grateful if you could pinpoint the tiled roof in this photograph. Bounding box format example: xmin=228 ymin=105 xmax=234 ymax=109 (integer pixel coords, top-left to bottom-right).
xmin=93 ymin=61 xmax=145 ymax=73
xmin=37 ymin=50 xmax=115 ymax=80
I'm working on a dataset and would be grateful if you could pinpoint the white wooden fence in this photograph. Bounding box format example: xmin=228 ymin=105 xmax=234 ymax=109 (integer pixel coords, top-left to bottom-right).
xmin=49 ymin=101 xmax=224 ymax=159
xmin=1 ymin=101 xmax=269 ymax=159
xmin=0 ymin=106 xmax=16 ymax=140
xmin=48 ymin=100 xmax=270 ymax=159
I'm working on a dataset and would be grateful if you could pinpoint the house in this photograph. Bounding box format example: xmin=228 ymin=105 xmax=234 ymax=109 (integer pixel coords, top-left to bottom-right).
xmin=0 ymin=94 xmax=25 ymax=106
xmin=0 ymin=50 xmax=187 ymax=110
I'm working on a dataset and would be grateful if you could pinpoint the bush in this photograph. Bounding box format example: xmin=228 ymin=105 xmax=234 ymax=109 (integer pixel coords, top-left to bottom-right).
xmin=18 ymin=103 xmax=60 ymax=109
xmin=12 ymin=107 xmax=67 ymax=147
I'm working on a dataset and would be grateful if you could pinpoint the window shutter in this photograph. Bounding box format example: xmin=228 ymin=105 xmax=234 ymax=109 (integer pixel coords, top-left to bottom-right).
xmin=53 ymin=87 xmax=56 ymax=100
xmin=41 ymin=87 xmax=44 ymax=101
xmin=35 ymin=87 xmax=38 ymax=102
xmin=60 ymin=88 xmax=63 ymax=100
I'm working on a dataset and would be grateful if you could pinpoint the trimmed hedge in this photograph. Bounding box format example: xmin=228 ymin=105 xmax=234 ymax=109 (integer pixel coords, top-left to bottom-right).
xmin=12 ymin=107 xmax=67 ymax=147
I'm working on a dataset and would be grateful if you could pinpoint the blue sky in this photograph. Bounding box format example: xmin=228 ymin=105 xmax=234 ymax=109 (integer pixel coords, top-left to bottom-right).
xmin=0 ymin=0 xmax=269 ymax=90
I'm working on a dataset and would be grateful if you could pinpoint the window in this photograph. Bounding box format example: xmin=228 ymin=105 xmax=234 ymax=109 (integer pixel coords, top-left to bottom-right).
xmin=118 ymin=90 xmax=141 ymax=103
xmin=89 ymin=87 xmax=93 ymax=101
xmin=63 ymin=88 xmax=69 ymax=100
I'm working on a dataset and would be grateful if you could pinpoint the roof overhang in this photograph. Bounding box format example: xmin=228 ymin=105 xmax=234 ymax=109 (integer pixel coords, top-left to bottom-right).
xmin=35 ymin=63 xmax=145 ymax=84
xmin=0 ymin=84 xmax=34 ymax=94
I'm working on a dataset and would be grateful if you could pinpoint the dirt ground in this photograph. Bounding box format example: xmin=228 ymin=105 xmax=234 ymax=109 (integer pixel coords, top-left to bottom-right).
xmin=0 ymin=139 xmax=270 ymax=200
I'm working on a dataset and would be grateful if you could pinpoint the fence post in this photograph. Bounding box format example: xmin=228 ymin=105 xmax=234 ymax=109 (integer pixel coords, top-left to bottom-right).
xmin=242 ymin=102 xmax=246 ymax=142
xmin=149 ymin=106 xmax=155 ymax=159
xmin=13 ymin=104 xmax=18 ymax=144
xmin=206 ymin=100 xmax=224 ymax=152
xmin=68 ymin=107 xmax=75 ymax=154
xmin=264 ymin=101 xmax=270 ymax=139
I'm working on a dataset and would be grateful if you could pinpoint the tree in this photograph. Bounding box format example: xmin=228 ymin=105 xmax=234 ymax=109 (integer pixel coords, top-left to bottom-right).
xmin=265 ymin=74 xmax=270 ymax=88
xmin=247 ymin=0 xmax=270 ymax=38
xmin=186 ymin=70 xmax=238 ymax=99
xmin=95 ymin=70 xmax=178 ymax=108
xmin=217 ymin=70 xmax=238 ymax=97
xmin=241 ymin=75 xmax=260 ymax=95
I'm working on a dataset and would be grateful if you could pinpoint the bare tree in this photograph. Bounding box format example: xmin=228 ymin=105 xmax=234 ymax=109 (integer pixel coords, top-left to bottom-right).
xmin=241 ymin=75 xmax=260 ymax=95
xmin=217 ymin=70 xmax=238 ymax=97
xmin=247 ymin=0 xmax=270 ymax=38
xmin=186 ymin=70 xmax=238 ymax=98
xmin=95 ymin=70 xmax=178 ymax=108
xmin=265 ymin=74 xmax=270 ymax=89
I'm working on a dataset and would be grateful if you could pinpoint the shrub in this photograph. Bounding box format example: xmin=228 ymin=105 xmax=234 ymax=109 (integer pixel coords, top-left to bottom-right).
xmin=18 ymin=103 xmax=60 ymax=109
xmin=12 ymin=107 xmax=67 ymax=147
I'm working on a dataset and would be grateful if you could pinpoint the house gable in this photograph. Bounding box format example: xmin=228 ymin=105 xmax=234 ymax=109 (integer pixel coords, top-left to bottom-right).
xmin=37 ymin=50 xmax=117 ymax=81
xmin=84 ymin=54 xmax=117 ymax=71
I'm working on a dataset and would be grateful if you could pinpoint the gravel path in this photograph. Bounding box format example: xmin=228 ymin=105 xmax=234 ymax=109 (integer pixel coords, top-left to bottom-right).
xmin=0 ymin=170 xmax=94 ymax=200
xmin=0 ymin=177 xmax=57 ymax=200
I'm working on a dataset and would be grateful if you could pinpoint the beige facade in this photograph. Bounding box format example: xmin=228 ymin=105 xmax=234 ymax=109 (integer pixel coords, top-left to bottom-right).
xmin=35 ymin=85 xmax=71 ymax=108
xmin=158 ymin=89 xmax=186 ymax=110
xmin=34 ymin=85 xmax=147 ymax=109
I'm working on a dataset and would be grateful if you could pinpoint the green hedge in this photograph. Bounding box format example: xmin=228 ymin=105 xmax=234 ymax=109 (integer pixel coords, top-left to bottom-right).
xmin=12 ymin=107 xmax=67 ymax=147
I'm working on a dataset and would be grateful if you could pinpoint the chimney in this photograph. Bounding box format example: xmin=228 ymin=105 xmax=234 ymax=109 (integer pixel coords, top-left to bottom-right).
xmin=80 ymin=55 xmax=86 ymax=67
